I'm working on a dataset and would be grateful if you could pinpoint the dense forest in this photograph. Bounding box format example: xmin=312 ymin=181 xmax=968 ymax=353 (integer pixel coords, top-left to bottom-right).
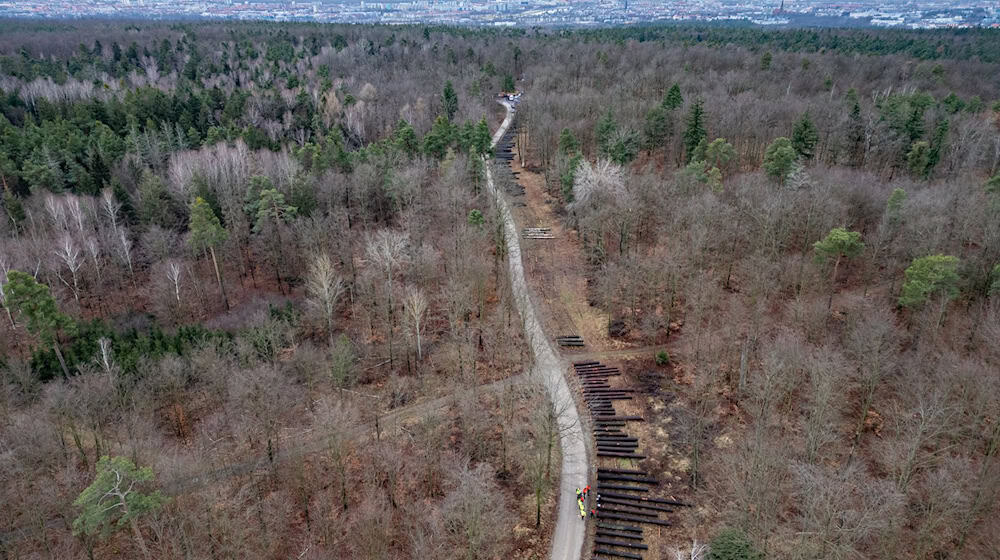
xmin=1 ymin=19 xmax=999 ymax=560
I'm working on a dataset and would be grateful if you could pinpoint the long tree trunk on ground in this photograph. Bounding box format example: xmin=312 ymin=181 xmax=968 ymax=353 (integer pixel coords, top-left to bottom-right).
xmin=209 ymin=246 xmax=230 ymax=310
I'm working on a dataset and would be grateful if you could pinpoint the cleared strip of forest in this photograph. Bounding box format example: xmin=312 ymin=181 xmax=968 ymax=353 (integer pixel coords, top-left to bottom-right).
xmin=485 ymin=100 xmax=588 ymax=560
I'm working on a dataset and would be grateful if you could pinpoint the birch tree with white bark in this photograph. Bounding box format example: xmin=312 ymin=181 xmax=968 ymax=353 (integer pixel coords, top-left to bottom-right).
xmin=305 ymin=252 xmax=345 ymax=345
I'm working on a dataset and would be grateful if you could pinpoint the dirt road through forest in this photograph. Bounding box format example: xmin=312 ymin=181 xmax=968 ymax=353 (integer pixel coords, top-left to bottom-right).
xmin=488 ymin=101 xmax=588 ymax=560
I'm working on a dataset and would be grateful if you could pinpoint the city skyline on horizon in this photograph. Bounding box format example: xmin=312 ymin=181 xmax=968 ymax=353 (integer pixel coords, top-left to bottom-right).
xmin=1 ymin=0 xmax=998 ymax=28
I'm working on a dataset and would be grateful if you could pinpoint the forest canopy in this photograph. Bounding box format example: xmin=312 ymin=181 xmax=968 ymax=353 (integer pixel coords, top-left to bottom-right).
xmin=1 ymin=19 xmax=1000 ymax=560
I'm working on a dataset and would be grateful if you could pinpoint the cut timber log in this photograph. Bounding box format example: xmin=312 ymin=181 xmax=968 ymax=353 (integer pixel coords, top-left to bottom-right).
xmin=595 ymin=530 xmax=644 ymax=541
xmin=596 ymin=484 xmax=649 ymax=492
xmin=597 ymin=450 xmax=641 ymax=456
xmin=596 ymin=512 xmax=671 ymax=527
xmin=596 ymin=492 xmax=687 ymax=506
xmin=596 ymin=474 xmax=659 ymax=484
xmin=593 ymin=549 xmax=643 ymax=560
xmin=599 ymin=506 xmax=659 ymax=518
xmin=597 ymin=452 xmax=646 ymax=459
xmin=595 ymin=538 xmax=648 ymax=550
xmin=600 ymin=498 xmax=674 ymax=513
xmin=596 ymin=522 xmax=642 ymax=533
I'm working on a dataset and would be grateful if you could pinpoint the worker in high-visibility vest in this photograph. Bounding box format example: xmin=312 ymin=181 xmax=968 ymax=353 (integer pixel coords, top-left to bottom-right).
xmin=578 ymin=496 xmax=587 ymax=519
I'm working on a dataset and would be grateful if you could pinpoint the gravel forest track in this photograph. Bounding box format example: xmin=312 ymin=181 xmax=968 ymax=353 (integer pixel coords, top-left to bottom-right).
xmin=488 ymin=100 xmax=588 ymax=560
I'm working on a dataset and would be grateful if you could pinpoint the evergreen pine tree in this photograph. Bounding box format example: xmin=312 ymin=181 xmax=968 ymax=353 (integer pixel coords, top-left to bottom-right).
xmin=662 ymin=83 xmax=683 ymax=111
xmin=791 ymin=112 xmax=819 ymax=160
xmin=683 ymin=99 xmax=707 ymax=163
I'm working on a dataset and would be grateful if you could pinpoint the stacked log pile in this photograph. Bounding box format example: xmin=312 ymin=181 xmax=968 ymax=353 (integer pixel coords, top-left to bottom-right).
xmin=573 ymin=361 xmax=691 ymax=560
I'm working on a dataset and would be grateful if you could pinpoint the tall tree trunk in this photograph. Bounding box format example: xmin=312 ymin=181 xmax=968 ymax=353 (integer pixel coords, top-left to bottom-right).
xmin=738 ymin=333 xmax=753 ymax=391
xmin=209 ymin=246 xmax=230 ymax=310
xmin=53 ymin=340 xmax=70 ymax=379
xmin=339 ymin=458 xmax=348 ymax=511
xmin=272 ymin=229 xmax=285 ymax=294
xmin=128 ymin=513 xmax=150 ymax=559
xmin=535 ymin=488 xmax=542 ymax=528
xmin=415 ymin=321 xmax=422 ymax=361
xmin=827 ymin=255 xmax=841 ymax=310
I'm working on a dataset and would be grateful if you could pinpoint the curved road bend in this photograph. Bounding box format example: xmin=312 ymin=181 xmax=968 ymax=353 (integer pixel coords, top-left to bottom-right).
xmin=487 ymin=100 xmax=588 ymax=560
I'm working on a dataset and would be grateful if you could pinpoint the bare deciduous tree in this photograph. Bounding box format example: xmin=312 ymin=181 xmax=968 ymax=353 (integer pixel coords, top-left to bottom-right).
xmin=304 ymin=252 xmax=345 ymax=345
xmin=117 ymin=228 xmax=135 ymax=282
xmin=54 ymin=234 xmax=83 ymax=303
xmin=803 ymin=345 xmax=845 ymax=463
xmin=0 ymin=255 xmax=13 ymax=326
xmin=845 ymin=307 xmax=899 ymax=454
xmin=364 ymin=230 xmax=409 ymax=368
xmin=791 ymin=462 xmax=903 ymax=559
xmin=44 ymin=193 xmax=68 ymax=231
xmin=65 ymin=194 xmax=86 ymax=233
xmin=101 ymin=188 xmax=121 ymax=237
xmin=402 ymin=285 xmax=428 ymax=361
xmin=85 ymin=236 xmax=103 ymax=285
xmin=882 ymin=382 xmax=957 ymax=494
xmin=166 ymin=260 xmax=182 ymax=305
xmin=670 ymin=541 xmax=708 ymax=560
xmin=441 ymin=461 xmax=511 ymax=560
